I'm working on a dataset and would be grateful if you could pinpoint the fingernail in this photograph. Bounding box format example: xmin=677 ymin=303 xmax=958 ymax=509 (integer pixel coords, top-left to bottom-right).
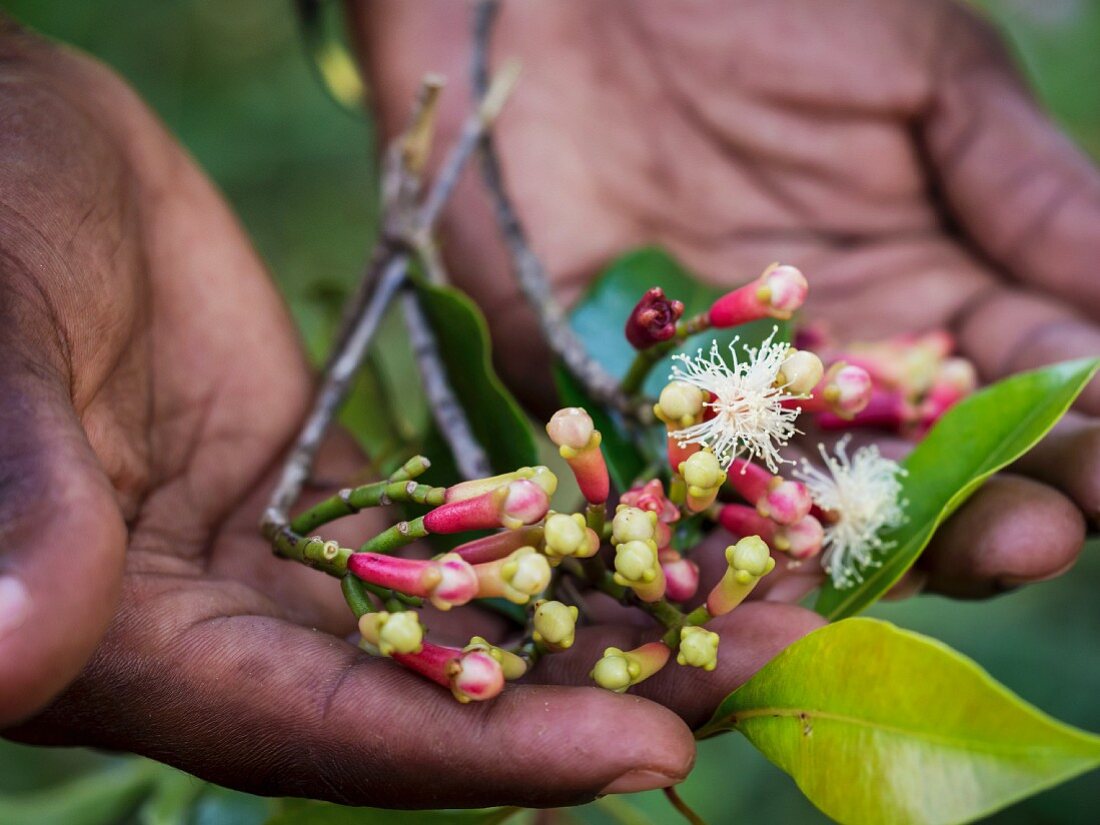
xmin=0 ymin=576 xmax=29 ymax=640
xmin=599 ymin=768 xmax=678 ymax=796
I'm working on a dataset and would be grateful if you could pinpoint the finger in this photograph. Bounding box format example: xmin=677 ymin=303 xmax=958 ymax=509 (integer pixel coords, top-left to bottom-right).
xmin=923 ymin=5 xmax=1100 ymax=319
xmin=532 ymin=602 xmax=825 ymax=729
xmin=1013 ymin=412 xmax=1100 ymax=526
xmin=955 ymin=286 xmax=1100 ymax=414
xmin=0 ymin=354 xmax=126 ymax=725
xmin=12 ymin=580 xmax=695 ymax=806
xmin=918 ymin=474 xmax=1085 ymax=598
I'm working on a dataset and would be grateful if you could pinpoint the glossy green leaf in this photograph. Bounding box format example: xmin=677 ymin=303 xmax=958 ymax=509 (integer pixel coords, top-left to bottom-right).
xmin=569 ymin=246 xmax=785 ymax=397
xmin=697 ymin=618 xmax=1100 ymax=825
xmin=266 ymin=800 xmax=521 ymax=825
xmin=816 ymin=357 xmax=1100 ymax=620
xmin=415 ymin=283 xmax=538 ymax=474
xmin=553 ymin=364 xmax=646 ymax=492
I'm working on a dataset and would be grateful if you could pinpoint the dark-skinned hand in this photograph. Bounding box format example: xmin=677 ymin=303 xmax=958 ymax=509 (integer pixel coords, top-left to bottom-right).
xmin=0 ymin=0 xmax=1097 ymax=810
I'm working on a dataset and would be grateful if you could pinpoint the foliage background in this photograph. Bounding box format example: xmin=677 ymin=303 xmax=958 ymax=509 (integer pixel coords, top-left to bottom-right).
xmin=0 ymin=0 xmax=1097 ymax=822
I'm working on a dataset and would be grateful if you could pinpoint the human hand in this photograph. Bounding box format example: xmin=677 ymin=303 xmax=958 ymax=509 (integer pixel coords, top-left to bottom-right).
xmin=0 ymin=24 xmax=705 ymax=807
xmin=356 ymin=0 xmax=1098 ymax=621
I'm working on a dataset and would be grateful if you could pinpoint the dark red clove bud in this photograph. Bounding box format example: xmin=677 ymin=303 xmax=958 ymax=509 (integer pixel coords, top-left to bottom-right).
xmin=625 ymin=287 xmax=685 ymax=350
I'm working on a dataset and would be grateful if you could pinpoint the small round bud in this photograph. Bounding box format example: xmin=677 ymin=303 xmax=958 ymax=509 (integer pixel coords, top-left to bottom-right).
xmin=677 ymin=626 xmax=720 ymax=671
xmin=661 ymin=551 xmax=700 ymax=602
xmin=358 ymin=611 xmax=424 ymax=656
xmin=464 ymin=636 xmax=528 ymax=680
xmin=778 ymin=349 xmax=824 ymax=395
xmin=527 ymin=465 xmax=559 ymax=496
xmin=614 ymin=540 xmax=659 ymax=585
xmin=726 ymin=535 xmax=776 ymax=582
xmin=592 ymin=648 xmax=635 ymax=693
xmin=761 ymin=264 xmax=808 ymax=313
xmin=532 ymin=599 xmax=579 ymax=650
xmin=543 ymin=512 xmax=590 ymax=560
xmin=612 ymin=506 xmax=657 ymax=545
xmin=655 ymin=381 xmax=705 ymax=427
xmin=431 ymin=553 xmax=480 ymax=610
xmin=591 ymin=642 xmax=671 ymax=693
xmin=681 ymin=450 xmax=725 ymax=490
xmin=762 ymin=478 xmax=813 ymax=525
xmin=378 ymin=612 xmax=424 ymax=655
xmin=780 ymin=515 xmax=824 ymax=560
xmin=498 ymin=479 xmax=551 ymax=529
xmin=826 ymin=363 xmax=873 ymax=418
xmin=546 ymin=407 xmax=595 ymax=452
xmin=625 ymin=287 xmax=685 ymax=349
xmin=450 ymin=649 xmax=505 ymax=703
xmin=499 ymin=547 xmax=552 ymax=603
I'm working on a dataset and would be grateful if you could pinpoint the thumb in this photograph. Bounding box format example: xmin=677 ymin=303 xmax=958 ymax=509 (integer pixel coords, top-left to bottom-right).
xmin=0 ymin=354 xmax=125 ymax=725
xmin=923 ymin=6 xmax=1100 ymax=319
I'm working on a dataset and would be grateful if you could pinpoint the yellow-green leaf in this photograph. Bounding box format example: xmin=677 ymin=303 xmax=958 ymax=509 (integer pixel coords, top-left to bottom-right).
xmin=697 ymin=618 xmax=1100 ymax=825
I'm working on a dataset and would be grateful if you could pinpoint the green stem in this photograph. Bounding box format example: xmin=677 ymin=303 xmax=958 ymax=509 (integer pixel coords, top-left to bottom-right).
xmin=387 ymin=454 xmax=432 ymax=482
xmin=291 ymin=480 xmax=445 ymax=534
xmin=509 ymin=638 xmax=546 ymax=671
xmin=585 ymin=501 xmax=606 ymax=536
xmin=358 ymin=516 xmax=428 ymax=554
xmin=685 ymin=605 xmax=712 ymax=627
xmin=619 ymin=313 xmax=710 ymax=397
xmin=590 ymin=567 xmax=688 ymax=641
xmin=360 ymin=581 xmax=422 ymax=607
xmin=341 ymin=574 xmax=375 ymax=618
xmin=271 ymin=527 xmax=351 ymax=576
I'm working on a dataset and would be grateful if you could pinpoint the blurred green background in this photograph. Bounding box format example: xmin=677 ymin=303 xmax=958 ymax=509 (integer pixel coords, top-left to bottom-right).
xmin=1 ymin=0 xmax=1098 ymax=823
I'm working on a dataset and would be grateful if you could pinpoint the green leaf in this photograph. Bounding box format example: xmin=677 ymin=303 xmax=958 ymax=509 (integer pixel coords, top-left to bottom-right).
xmin=266 ymin=800 xmax=521 ymax=825
xmin=816 ymin=357 xmax=1100 ymax=620
xmin=553 ymin=364 xmax=646 ymax=492
xmin=697 ymin=618 xmax=1100 ymax=825
xmin=569 ymin=246 xmax=785 ymax=397
xmin=415 ymin=283 xmax=538 ymax=474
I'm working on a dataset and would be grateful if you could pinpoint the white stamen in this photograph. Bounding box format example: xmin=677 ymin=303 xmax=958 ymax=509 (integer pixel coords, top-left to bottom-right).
xmin=669 ymin=329 xmax=802 ymax=472
xmin=793 ymin=436 xmax=907 ymax=589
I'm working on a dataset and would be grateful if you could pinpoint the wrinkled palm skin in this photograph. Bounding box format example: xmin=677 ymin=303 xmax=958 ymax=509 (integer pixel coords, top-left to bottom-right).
xmin=0 ymin=0 xmax=1095 ymax=810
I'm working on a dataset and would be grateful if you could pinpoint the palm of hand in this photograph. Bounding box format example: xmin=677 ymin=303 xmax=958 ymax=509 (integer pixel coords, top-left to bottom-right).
xmin=3 ymin=0 xmax=1098 ymax=810
xmin=362 ymin=0 xmax=1099 ymax=589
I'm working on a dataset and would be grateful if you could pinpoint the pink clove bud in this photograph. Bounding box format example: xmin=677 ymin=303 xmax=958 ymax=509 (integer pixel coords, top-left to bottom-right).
xmin=817 ymin=386 xmax=917 ymax=432
xmin=717 ymin=504 xmax=824 ymax=560
xmin=444 ymin=466 xmax=558 ymax=503
xmin=546 ymin=408 xmax=611 ymax=505
xmin=625 ymin=287 xmax=685 ymax=350
xmin=708 ymin=263 xmax=808 ymax=328
xmin=452 ymin=527 xmax=545 ymax=565
xmin=393 ymin=642 xmax=505 ymax=703
xmin=728 ymin=459 xmax=812 ymax=525
xmin=347 ymin=552 xmax=479 ymax=611
xmin=423 ymin=478 xmax=550 ymax=533
xmin=660 ymin=548 xmax=700 ymax=602
xmin=786 ymin=362 xmax=873 ymax=419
